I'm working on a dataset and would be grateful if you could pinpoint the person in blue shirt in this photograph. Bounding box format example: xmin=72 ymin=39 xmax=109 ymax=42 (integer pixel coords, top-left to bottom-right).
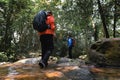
xmin=67 ymin=34 xmax=74 ymax=59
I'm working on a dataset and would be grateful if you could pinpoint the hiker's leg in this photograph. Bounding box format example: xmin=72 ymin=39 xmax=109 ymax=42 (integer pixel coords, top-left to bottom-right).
xmin=68 ymin=46 xmax=72 ymax=59
xmin=40 ymin=36 xmax=46 ymax=60
xmin=43 ymin=34 xmax=54 ymax=66
xmin=42 ymin=50 xmax=52 ymax=66
xmin=39 ymin=34 xmax=54 ymax=67
xmin=41 ymin=48 xmax=46 ymax=61
xmin=39 ymin=35 xmax=47 ymax=68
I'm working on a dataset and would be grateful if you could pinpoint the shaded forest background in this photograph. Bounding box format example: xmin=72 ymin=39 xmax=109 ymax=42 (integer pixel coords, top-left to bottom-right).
xmin=0 ymin=0 xmax=120 ymax=62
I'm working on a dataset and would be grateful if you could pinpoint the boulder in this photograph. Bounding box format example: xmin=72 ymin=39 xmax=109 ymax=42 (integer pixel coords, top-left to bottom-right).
xmin=88 ymin=38 xmax=120 ymax=67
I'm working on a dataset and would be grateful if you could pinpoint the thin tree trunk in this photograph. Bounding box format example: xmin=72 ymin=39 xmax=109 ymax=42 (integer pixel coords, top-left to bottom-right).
xmin=91 ymin=19 xmax=98 ymax=41
xmin=97 ymin=0 xmax=109 ymax=38
xmin=113 ymin=0 xmax=117 ymax=38
xmin=94 ymin=25 xmax=98 ymax=41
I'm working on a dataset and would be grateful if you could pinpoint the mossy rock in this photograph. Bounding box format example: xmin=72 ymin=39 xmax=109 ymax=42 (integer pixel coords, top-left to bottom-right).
xmin=88 ymin=38 xmax=120 ymax=67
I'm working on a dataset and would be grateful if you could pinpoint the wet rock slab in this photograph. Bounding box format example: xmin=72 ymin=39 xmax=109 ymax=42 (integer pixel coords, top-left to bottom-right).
xmin=0 ymin=57 xmax=94 ymax=80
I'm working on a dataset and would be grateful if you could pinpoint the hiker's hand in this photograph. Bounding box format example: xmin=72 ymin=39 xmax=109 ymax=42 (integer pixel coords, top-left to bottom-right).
xmin=53 ymin=33 xmax=56 ymax=38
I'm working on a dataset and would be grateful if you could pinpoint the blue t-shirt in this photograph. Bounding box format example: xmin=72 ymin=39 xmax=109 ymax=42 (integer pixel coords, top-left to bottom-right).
xmin=68 ymin=37 xmax=73 ymax=47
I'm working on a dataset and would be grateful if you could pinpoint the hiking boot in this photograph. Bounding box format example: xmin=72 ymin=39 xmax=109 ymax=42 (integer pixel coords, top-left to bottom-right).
xmin=39 ymin=61 xmax=46 ymax=69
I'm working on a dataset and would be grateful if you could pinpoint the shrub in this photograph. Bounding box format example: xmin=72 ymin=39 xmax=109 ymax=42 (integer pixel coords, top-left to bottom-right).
xmin=0 ymin=52 xmax=8 ymax=62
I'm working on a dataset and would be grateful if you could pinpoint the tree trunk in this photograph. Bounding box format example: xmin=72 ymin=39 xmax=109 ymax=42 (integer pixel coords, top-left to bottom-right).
xmin=97 ymin=0 xmax=109 ymax=38
xmin=94 ymin=25 xmax=99 ymax=41
xmin=113 ymin=0 xmax=117 ymax=38
xmin=91 ymin=19 xmax=98 ymax=41
xmin=3 ymin=0 xmax=13 ymax=54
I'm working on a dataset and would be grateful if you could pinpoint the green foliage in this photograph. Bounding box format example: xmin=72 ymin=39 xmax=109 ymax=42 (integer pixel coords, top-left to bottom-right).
xmin=0 ymin=52 xmax=8 ymax=62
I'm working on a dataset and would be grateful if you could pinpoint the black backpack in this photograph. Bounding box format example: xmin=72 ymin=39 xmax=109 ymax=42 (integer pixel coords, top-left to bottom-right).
xmin=33 ymin=10 xmax=49 ymax=32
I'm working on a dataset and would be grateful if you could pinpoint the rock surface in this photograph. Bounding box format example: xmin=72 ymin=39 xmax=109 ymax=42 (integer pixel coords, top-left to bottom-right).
xmin=88 ymin=38 xmax=120 ymax=67
xmin=0 ymin=57 xmax=94 ymax=80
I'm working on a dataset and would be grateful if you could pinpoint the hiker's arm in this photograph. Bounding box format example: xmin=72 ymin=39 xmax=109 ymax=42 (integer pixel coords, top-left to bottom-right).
xmin=49 ymin=17 xmax=55 ymax=30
